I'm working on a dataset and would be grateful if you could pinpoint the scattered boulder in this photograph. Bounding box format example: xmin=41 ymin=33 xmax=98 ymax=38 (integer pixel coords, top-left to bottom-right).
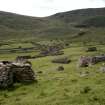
xmin=52 ymin=57 xmax=71 ymax=64
xmin=37 ymin=71 xmax=43 ymax=74
xmin=90 ymin=55 xmax=105 ymax=64
xmin=57 ymin=66 xmax=64 ymax=71
xmin=86 ymin=47 xmax=97 ymax=52
xmin=78 ymin=31 xmax=86 ymax=36
xmin=99 ymin=66 xmax=105 ymax=73
xmin=78 ymin=56 xmax=91 ymax=67
xmin=79 ymin=71 xmax=89 ymax=77
xmin=80 ymin=86 xmax=91 ymax=94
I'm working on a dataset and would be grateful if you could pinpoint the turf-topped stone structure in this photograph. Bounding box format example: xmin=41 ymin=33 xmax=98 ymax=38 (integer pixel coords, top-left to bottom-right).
xmin=0 ymin=61 xmax=35 ymax=88
xmin=52 ymin=57 xmax=71 ymax=64
xmin=79 ymin=55 xmax=105 ymax=67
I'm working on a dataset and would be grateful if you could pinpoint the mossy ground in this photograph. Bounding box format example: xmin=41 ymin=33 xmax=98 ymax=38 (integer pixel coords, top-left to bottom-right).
xmin=0 ymin=42 xmax=105 ymax=105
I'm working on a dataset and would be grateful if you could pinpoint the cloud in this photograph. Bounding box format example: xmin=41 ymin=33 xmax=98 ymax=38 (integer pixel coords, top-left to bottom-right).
xmin=0 ymin=0 xmax=105 ymax=17
xmin=44 ymin=0 xmax=55 ymax=2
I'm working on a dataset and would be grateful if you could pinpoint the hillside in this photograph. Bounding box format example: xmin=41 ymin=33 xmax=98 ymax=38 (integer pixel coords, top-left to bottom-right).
xmin=1 ymin=8 xmax=105 ymax=105
xmin=77 ymin=16 xmax=105 ymax=27
xmin=51 ymin=8 xmax=105 ymax=22
xmin=1 ymin=8 xmax=105 ymax=42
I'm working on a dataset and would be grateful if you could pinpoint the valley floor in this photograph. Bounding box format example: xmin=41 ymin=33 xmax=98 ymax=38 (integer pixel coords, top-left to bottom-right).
xmin=0 ymin=43 xmax=105 ymax=105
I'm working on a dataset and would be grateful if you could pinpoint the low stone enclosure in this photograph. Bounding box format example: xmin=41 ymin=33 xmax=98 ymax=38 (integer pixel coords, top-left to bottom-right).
xmin=79 ymin=55 xmax=105 ymax=67
xmin=16 ymin=47 xmax=64 ymax=61
xmin=0 ymin=61 xmax=36 ymax=88
xmin=52 ymin=57 xmax=71 ymax=64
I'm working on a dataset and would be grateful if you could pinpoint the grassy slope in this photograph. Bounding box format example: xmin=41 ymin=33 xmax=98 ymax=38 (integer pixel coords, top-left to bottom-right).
xmin=0 ymin=44 xmax=105 ymax=105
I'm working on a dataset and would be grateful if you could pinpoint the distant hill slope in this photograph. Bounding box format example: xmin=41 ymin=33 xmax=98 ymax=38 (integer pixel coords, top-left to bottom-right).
xmin=1 ymin=8 xmax=105 ymax=42
xmin=77 ymin=16 xmax=105 ymax=27
xmin=50 ymin=8 xmax=105 ymax=22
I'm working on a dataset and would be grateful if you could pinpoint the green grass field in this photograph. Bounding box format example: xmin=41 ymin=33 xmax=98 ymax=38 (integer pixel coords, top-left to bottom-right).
xmin=0 ymin=43 xmax=105 ymax=105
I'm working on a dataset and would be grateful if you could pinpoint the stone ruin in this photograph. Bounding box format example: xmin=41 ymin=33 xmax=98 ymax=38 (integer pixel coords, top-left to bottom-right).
xmin=79 ymin=55 xmax=105 ymax=67
xmin=0 ymin=61 xmax=36 ymax=88
xmin=40 ymin=45 xmax=64 ymax=56
xmin=52 ymin=57 xmax=71 ymax=64
xmin=15 ymin=45 xmax=64 ymax=60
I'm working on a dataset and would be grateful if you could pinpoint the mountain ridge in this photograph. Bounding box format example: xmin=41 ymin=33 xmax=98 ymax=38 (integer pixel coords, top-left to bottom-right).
xmin=0 ymin=7 xmax=105 ymax=42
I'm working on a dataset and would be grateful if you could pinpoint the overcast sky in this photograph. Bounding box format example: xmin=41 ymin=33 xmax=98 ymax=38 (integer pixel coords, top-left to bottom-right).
xmin=0 ymin=0 xmax=105 ymax=17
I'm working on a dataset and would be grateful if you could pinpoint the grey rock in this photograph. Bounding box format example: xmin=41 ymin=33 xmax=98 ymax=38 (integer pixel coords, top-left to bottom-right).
xmin=57 ymin=66 xmax=64 ymax=71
